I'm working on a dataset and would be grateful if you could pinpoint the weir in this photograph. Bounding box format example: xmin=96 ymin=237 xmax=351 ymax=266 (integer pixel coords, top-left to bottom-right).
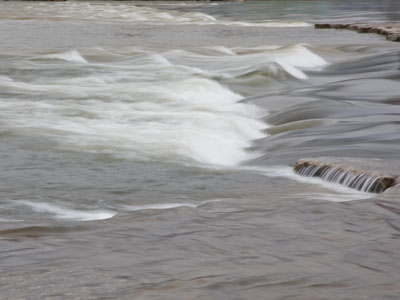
xmin=315 ymin=22 xmax=400 ymax=42
xmin=294 ymin=157 xmax=400 ymax=193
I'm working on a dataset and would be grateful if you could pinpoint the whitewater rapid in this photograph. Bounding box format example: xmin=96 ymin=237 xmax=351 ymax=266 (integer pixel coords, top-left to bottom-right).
xmin=0 ymin=45 xmax=327 ymax=168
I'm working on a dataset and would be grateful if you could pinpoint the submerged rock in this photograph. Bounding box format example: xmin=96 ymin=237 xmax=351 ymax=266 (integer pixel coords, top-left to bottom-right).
xmin=315 ymin=22 xmax=400 ymax=42
xmin=294 ymin=157 xmax=400 ymax=193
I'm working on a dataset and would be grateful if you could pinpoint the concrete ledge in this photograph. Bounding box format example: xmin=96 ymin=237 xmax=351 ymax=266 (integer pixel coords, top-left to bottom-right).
xmin=315 ymin=22 xmax=400 ymax=42
xmin=294 ymin=157 xmax=400 ymax=193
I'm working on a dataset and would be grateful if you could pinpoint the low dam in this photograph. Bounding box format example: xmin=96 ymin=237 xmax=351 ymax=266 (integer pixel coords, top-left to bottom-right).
xmin=294 ymin=157 xmax=400 ymax=193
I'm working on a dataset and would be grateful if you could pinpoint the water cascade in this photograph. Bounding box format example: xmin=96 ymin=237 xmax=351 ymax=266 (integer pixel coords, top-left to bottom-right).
xmin=294 ymin=157 xmax=399 ymax=193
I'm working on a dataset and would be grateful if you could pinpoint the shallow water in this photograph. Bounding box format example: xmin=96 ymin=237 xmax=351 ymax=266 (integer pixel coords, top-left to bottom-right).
xmin=0 ymin=1 xmax=400 ymax=299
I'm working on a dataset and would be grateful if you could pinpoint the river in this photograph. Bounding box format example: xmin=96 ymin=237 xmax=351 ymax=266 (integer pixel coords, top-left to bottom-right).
xmin=0 ymin=1 xmax=400 ymax=299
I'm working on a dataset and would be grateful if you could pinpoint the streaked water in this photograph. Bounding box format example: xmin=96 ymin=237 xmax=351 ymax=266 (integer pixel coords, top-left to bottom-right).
xmin=1 ymin=1 xmax=400 ymax=299
xmin=296 ymin=164 xmax=387 ymax=193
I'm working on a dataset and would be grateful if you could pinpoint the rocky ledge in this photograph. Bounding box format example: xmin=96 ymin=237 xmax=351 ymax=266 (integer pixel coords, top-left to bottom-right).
xmin=294 ymin=157 xmax=400 ymax=193
xmin=315 ymin=22 xmax=400 ymax=42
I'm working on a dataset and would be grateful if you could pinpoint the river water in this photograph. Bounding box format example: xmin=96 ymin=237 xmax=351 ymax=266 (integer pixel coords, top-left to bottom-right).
xmin=0 ymin=1 xmax=400 ymax=299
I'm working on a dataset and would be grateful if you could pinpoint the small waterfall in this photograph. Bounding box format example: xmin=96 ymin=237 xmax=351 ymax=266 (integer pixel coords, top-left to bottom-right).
xmin=294 ymin=160 xmax=396 ymax=193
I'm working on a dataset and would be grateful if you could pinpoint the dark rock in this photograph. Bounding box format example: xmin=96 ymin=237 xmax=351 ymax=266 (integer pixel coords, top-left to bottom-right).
xmin=314 ymin=24 xmax=331 ymax=29
xmin=314 ymin=22 xmax=400 ymax=42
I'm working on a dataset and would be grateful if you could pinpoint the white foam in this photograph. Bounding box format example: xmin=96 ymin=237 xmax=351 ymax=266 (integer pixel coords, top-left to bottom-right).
xmin=0 ymin=75 xmax=13 ymax=82
xmin=1 ymin=50 xmax=267 ymax=167
xmin=149 ymin=53 xmax=173 ymax=66
xmin=278 ymin=44 xmax=327 ymax=66
xmin=18 ymin=201 xmax=116 ymax=221
xmin=122 ymin=199 xmax=221 ymax=211
xmin=203 ymin=46 xmax=237 ymax=56
xmin=244 ymin=166 xmax=373 ymax=202
xmin=164 ymin=44 xmax=328 ymax=80
xmin=1 ymin=45 xmax=327 ymax=167
xmin=42 ymin=50 xmax=88 ymax=64
xmin=0 ymin=217 xmax=21 ymax=222
xmin=123 ymin=202 xmax=197 ymax=211
xmin=293 ymin=193 xmax=371 ymax=202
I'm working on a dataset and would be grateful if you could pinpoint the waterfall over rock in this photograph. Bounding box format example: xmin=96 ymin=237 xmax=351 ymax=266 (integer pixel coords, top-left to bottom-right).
xmin=294 ymin=157 xmax=400 ymax=193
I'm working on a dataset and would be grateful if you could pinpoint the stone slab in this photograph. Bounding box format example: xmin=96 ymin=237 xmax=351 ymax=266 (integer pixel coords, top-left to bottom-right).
xmin=315 ymin=22 xmax=400 ymax=42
